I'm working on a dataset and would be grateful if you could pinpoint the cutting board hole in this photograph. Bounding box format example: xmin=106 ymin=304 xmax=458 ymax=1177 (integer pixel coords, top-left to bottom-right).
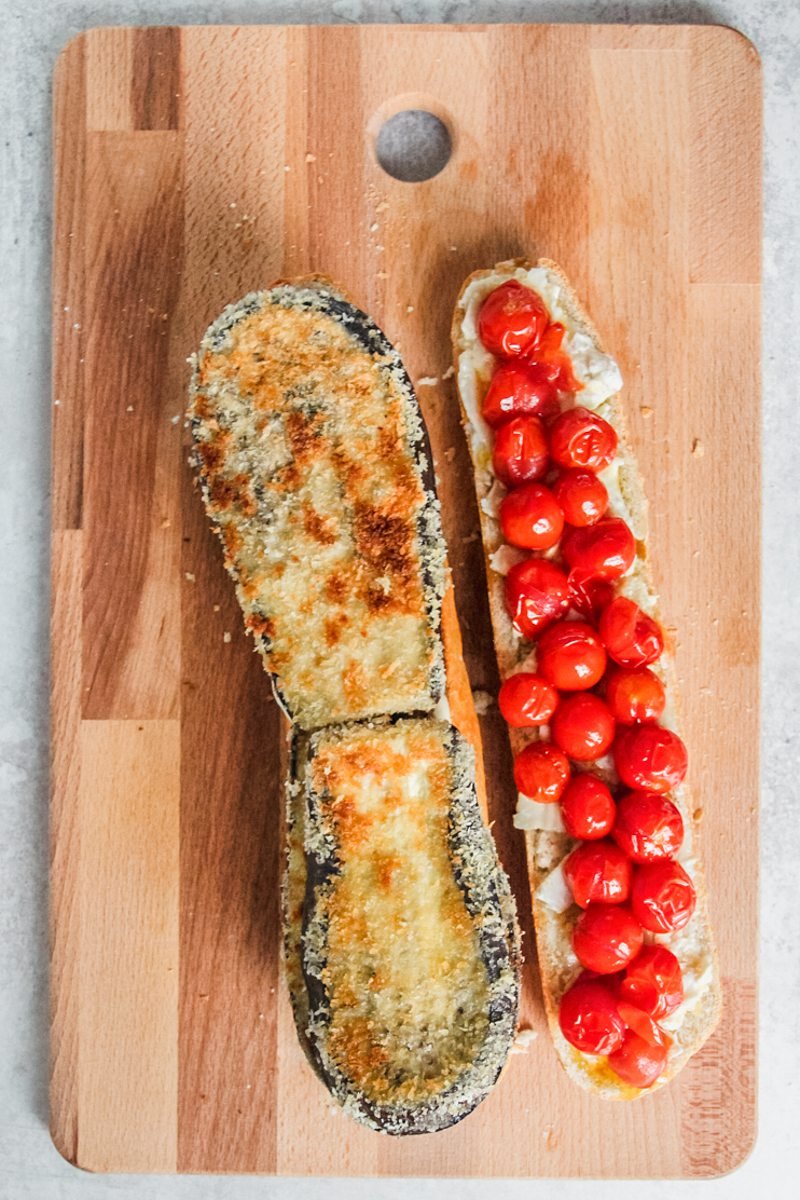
xmin=374 ymin=110 xmax=452 ymax=182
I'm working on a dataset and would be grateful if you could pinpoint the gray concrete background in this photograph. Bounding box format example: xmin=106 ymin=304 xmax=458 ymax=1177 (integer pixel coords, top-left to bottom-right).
xmin=1 ymin=0 xmax=797 ymax=1195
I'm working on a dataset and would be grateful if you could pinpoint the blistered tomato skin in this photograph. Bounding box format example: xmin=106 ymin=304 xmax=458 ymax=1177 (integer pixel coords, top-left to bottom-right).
xmin=608 ymin=1030 xmax=668 ymax=1089
xmin=572 ymin=905 xmax=644 ymax=974
xmin=568 ymin=569 xmax=615 ymax=622
xmin=560 ymin=774 xmax=616 ymax=840
xmin=505 ymin=559 xmax=571 ymax=640
xmin=478 ymin=281 xmax=549 ymax=358
xmin=481 ymin=361 xmax=560 ymax=427
xmin=563 ymin=839 xmax=631 ymax=907
xmin=536 ymin=621 xmax=607 ymax=691
xmin=553 ymin=469 xmax=609 ymax=526
xmin=558 ymin=978 xmax=626 ymax=1055
xmin=631 ymin=861 xmax=697 ymax=933
xmin=498 ymin=673 xmax=559 ymax=727
xmin=549 ymin=407 xmax=618 ymax=472
xmin=562 ymin=518 xmax=636 ymax=580
xmin=617 ymin=1002 xmax=672 ymax=1048
xmin=514 ymin=742 xmax=571 ymax=804
xmin=613 ymin=725 xmax=688 ymax=793
xmin=620 ymin=945 xmax=684 ymax=1019
xmin=605 ymin=667 xmax=666 ymax=724
xmin=499 ymin=482 xmax=565 ymax=550
xmin=492 ymin=415 xmax=550 ymax=486
xmin=551 ymin=693 xmax=615 ymax=761
xmin=612 ymin=791 xmax=684 ymax=862
xmin=600 ymin=597 xmax=664 ymax=668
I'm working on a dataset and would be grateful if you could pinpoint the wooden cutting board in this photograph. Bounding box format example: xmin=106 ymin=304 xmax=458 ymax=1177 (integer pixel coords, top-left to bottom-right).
xmin=50 ymin=22 xmax=761 ymax=1177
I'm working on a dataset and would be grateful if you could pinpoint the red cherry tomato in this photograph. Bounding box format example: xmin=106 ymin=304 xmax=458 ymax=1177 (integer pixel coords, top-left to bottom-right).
xmin=617 ymin=1002 xmax=672 ymax=1048
xmin=498 ymin=673 xmax=558 ymax=727
xmin=478 ymin=281 xmax=549 ymax=359
xmin=599 ymin=597 xmax=664 ymax=667
xmin=573 ymin=904 xmax=644 ymax=974
xmin=481 ymin=362 xmax=560 ymax=427
xmin=505 ymin=559 xmax=570 ymax=640
xmin=552 ymin=694 xmax=616 ymax=762
xmin=553 ymin=469 xmax=609 ymax=526
xmin=549 ymin=407 xmax=618 ymax=472
xmin=605 ymin=666 xmax=666 ymax=724
xmin=514 ymin=742 xmax=571 ymax=804
xmin=560 ymin=774 xmax=616 ymax=840
xmin=534 ymin=322 xmax=583 ymax=393
xmin=568 ymin=569 xmax=615 ymax=622
xmin=620 ymin=946 xmax=684 ymax=1019
xmin=499 ymin=483 xmax=564 ymax=550
xmin=562 ymin=518 xmax=636 ymax=580
xmin=558 ymin=977 xmax=625 ymax=1055
xmin=608 ymin=1030 xmax=668 ymax=1089
xmin=536 ymin=620 xmax=607 ymax=691
xmin=613 ymin=725 xmax=688 ymax=793
xmin=492 ymin=415 xmax=549 ymax=486
xmin=563 ymin=839 xmax=631 ymax=907
xmin=612 ymin=791 xmax=684 ymax=862
xmin=631 ymin=861 xmax=696 ymax=933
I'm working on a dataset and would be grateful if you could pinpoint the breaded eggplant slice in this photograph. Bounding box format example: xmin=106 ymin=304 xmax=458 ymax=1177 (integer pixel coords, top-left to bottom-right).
xmin=287 ymin=717 xmax=521 ymax=1135
xmin=189 ymin=279 xmax=446 ymax=730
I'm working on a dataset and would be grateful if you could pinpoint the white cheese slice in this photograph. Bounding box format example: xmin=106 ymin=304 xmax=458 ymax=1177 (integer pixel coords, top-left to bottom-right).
xmin=488 ymin=544 xmax=526 ymax=576
xmin=514 ymin=794 xmax=566 ymax=833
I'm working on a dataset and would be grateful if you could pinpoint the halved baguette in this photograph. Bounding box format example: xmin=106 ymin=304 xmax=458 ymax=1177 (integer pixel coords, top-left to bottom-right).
xmin=189 ymin=278 xmax=446 ymax=731
xmin=190 ymin=279 xmax=520 ymax=1132
xmin=451 ymin=258 xmax=721 ymax=1098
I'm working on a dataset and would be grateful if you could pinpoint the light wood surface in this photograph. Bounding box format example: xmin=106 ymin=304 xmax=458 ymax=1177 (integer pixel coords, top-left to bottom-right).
xmin=50 ymin=22 xmax=761 ymax=1177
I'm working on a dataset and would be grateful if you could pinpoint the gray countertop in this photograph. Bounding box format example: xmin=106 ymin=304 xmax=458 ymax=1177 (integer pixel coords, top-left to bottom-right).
xmin=2 ymin=0 xmax=798 ymax=1196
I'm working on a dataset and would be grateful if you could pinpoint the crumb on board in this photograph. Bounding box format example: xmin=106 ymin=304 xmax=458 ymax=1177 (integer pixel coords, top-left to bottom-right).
xmin=184 ymin=572 xmax=196 ymax=583
xmin=444 ymin=446 xmax=456 ymax=462
xmin=416 ymin=376 xmax=439 ymax=387
xmin=692 ymin=437 xmax=705 ymax=457
xmin=510 ymin=1028 xmax=539 ymax=1054
xmin=161 ymin=518 xmax=171 ymax=529
xmin=213 ymin=604 xmax=221 ymax=612
xmin=640 ymin=405 xmax=653 ymax=418
xmin=305 ymin=152 xmax=316 ymax=163
xmin=472 ymin=689 xmax=494 ymax=715
xmin=223 ymin=631 xmax=232 ymax=643
xmin=442 ymin=365 xmax=455 ymax=380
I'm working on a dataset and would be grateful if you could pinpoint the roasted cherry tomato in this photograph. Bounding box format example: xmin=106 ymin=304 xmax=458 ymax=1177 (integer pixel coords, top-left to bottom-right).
xmin=563 ymin=839 xmax=631 ymax=907
xmin=599 ymin=597 xmax=664 ymax=667
xmin=558 ymin=977 xmax=625 ymax=1055
xmin=620 ymin=945 xmax=684 ymax=1019
xmin=572 ymin=904 xmax=644 ymax=974
xmin=513 ymin=741 xmax=571 ymax=804
xmin=605 ymin=666 xmax=666 ymax=724
xmin=505 ymin=559 xmax=570 ymax=640
xmin=492 ymin=415 xmax=549 ymax=486
xmin=498 ymin=673 xmax=558 ymax=727
xmin=613 ymin=725 xmax=688 ymax=793
xmin=548 ymin=407 xmax=618 ymax=472
xmin=551 ymin=693 xmax=616 ymax=761
xmin=560 ymin=774 xmax=616 ymax=840
xmin=478 ymin=281 xmax=549 ymax=359
xmin=552 ymin=469 xmax=609 ymax=526
xmin=568 ymin=568 xmax=615 ymax=622
xmin=617 ymin=1002 xmax=672 ymax=1048
xmin=534 ymin=322 xmax=583 ymax=393
xmin=499 ymin=482 xmax=564 ymax=550
xmin=612 ymin=791 xmax=684 ymax=862
xmin=630 ymin=861 xmax=696 ymax=933
xmin=562 ymin=518 xmax=636 ymax=580
xmin=608 ymin=1030 xmax=668 ymax=1089
xmin=536 ymin=620 xmax=607 ymax=691
xmin=481 ymin=362 xmax=560 ymax=427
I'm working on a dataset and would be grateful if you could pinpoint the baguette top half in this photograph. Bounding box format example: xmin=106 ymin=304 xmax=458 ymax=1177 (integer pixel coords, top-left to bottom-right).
xmin=284 ymin=717 xmax=521 ymax=1135
xmin=452 ymin=258 xmax=721 ymax=1099
xmin=189 ymin=278 xmax=445 ymax=731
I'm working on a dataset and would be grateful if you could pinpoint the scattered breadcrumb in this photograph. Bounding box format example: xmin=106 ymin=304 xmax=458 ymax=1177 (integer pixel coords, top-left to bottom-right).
xmin=640 ymin=405 xmax=653 ymax=418
xmin=184 ymin=572 xmax=196 ymax=583
xmin=126 ymin=405 xmax=134 ymax=412
xmin=694 ymin=807 xmax=704 ymax=822
xmin=444 ymin=446 xmax=456 ymax=462
xmin=160 ymin=518 xmax=171 ymax=529
xmin=461 ymin=531 xmax=480 ymax=544
xmin=213 ymin=604 xmax=221 ymax=613
xmin=542 ymin=1124 xmax=560 ymax=1150
xmin=406 ymin=305 xmax=415 ymax=313
xmin=223 ymin=631 xmax=232 ymax=643
xmin=370 ymin=222 xmax=379 ymax=232
xmin=472 ymin=689 xmax=494 ymax=715
xmin=170 ymin=413 xmax=181 ymax=424
xmin=416 ymin=376 xmax=439 ymax=387
xmin=442 ymin=365 xmax=455 ymax=380
xmin=375 ymin=200 xmax=389 ymax=213
xmin=510 ymin=1028 xmax=539 ymax=1054
xmin=376 ymin=270 xmax=388 ymax=280
xmin=305 ymin=153 xmax=316 ymax=163
xmin=692 ymin=437 xmax=705 ymax=457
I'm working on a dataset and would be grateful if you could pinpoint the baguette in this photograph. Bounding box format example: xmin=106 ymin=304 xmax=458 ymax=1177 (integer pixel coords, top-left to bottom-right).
xmin=452 ymin=258 xmax=721 ymax=1098
xmin=190 ymin=278 xmax=520 ymax=1132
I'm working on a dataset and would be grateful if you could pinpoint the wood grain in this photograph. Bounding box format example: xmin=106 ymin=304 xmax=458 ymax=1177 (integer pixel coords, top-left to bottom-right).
xmin=51 ymin=22 xmax=761 ymax=1177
